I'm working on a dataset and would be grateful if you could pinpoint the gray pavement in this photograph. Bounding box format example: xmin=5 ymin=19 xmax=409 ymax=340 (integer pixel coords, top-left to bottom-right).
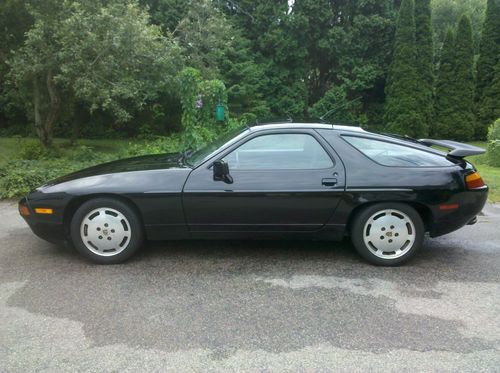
xmin=0 ymin=200 xmax=499 ymax=372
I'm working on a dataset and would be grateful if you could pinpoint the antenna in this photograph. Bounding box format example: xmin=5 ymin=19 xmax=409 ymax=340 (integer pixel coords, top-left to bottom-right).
xmin=319 ymin=96 xmax=362 ymax=122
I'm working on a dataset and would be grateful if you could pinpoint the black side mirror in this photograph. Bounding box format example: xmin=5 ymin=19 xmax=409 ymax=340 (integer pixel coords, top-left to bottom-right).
xmin=213 ymin=160 xmax=233 ymax=184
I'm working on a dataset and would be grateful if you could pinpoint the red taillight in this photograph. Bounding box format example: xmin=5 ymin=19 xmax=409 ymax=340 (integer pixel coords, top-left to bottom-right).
xmin=465 ymin=172 xmax=485 ymax=190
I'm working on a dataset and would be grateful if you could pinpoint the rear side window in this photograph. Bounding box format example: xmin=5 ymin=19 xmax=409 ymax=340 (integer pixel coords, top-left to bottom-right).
xmin=343 ymin=136 xmax=455 ymax=167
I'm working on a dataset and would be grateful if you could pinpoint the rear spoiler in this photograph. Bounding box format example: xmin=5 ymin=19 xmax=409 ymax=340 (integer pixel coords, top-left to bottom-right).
xmin=418 ymin=139 xmax=485 ymax=158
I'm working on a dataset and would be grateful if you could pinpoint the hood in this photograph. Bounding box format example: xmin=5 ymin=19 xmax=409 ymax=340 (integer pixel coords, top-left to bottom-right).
xmin=42 ymin=152 xmax=188 ymax=187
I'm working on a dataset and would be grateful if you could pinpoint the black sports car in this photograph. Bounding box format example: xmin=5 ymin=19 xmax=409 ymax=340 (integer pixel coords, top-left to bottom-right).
xmin=19 ymin=123 xmax=488 ymax=265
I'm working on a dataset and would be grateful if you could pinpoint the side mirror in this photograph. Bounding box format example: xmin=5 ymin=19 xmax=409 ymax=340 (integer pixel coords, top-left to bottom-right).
xmin=213 ymin=160 xmax=233 ymax=184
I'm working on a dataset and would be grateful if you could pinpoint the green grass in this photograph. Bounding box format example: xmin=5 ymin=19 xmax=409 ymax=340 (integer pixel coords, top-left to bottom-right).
xmin=465 ymin=141 xmax=500 ymax=203
xmin=0 ymin=137 xmax=131 ymax=166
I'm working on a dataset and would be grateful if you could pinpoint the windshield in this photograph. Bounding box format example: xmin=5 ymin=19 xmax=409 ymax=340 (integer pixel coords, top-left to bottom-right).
xmin=186 ymin=126 xmax=249 ymax=167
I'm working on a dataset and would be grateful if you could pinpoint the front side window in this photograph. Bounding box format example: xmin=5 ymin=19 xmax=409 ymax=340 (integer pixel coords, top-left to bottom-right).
xmin=224 ymin=133 xmax=333 ymax=170
xmin=343 ymin=136 xmax=456 ymax=167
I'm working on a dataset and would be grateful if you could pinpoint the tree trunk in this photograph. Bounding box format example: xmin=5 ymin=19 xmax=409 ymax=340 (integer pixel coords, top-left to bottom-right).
xmin=44 ymin=69 xmax=60 ymax=147
xmin=32 ymin=71 xmax=61 ymax=148
xmin=33 ymin=78 xmax=51 ymax=147
xmin=70 ymin=102 xmax=83 ymax=145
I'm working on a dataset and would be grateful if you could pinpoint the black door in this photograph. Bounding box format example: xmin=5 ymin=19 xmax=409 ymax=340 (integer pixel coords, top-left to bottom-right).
xmin=182 ymin=130 xmax=345 ymax=232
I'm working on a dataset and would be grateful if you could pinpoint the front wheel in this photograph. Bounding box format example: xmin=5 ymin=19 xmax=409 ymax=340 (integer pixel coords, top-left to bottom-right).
xmin=351 ymin=203 xmax=424 ymax=266
xmin=70 ymin=198 xmax=144 ymax=264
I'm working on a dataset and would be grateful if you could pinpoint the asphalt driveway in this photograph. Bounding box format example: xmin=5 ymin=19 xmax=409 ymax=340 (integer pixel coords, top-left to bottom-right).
xmin=0 ymin=200 xmax=499 ymax=372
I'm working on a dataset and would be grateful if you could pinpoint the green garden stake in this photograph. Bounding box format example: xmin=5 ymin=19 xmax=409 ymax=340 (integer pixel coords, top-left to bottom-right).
xmin=215 ymin=104 xmax=225 ymax=121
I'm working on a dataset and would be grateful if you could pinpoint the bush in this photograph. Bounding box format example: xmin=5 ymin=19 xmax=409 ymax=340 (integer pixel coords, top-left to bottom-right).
xmin=487 ymin=118 xmax=500 ymax=167
xmin=0 ymin=160 xmax=73 ymax=198
xmin=19 ymin=140 xmax=49 ymax=160
xmin=66 ymin=145 xmax=105 ymax=163
xmin=126 ymin=134 xmax=183 ymax=156
xmin=0 ymin=150 xmax=121 ymax=199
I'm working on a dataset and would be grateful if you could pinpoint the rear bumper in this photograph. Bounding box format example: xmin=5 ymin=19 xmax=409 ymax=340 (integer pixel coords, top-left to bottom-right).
xmin=430 ymin=187 xmax=488 ymax=237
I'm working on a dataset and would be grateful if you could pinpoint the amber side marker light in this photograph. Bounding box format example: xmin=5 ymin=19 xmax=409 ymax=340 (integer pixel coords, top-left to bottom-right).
xmin=19 ymin=204 xmax=30 ymax=216
xmin=34 ymin=208 xmax=53 ymax=215
xmin=465 ymin=172 xmax=485 ymax=190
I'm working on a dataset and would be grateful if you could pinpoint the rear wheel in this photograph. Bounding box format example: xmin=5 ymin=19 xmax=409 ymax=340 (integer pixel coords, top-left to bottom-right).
xmin=70 ymin=198 xmax=144 ymax=264
xmin=351 ymin=203 xmax=424 ymax=266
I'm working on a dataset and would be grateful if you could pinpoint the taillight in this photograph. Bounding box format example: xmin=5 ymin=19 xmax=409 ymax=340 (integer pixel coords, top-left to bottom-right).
xmin=465 ymin=172 xmax=485 ymax=190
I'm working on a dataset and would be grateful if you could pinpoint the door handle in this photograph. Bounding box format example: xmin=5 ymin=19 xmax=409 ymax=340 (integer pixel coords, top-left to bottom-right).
xmin=322 ymin=178 xmax=338 ymax=187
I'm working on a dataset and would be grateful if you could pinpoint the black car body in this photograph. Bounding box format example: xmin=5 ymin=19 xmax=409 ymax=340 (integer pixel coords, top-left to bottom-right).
xmin=19 ymin=123 xmax=488 ymax=265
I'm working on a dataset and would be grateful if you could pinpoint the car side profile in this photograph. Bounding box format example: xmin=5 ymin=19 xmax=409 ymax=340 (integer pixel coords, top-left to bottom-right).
xmin=18 ymin=123 xmax=488 ymax=265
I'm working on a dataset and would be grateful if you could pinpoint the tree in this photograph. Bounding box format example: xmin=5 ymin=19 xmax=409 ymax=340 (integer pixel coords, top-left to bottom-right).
xmin=450 ymin=15 xmax=476 ymax=140
xmin=433 ymin=17 xmax=476 ymax=140
xmin=384 ymin=0 xmax=426 ymax=137
xmin=478 ymin=56 xmax=500 ymax=126
xmin=174 ymin=0 xmax=269 ymax=119
xmin=431 ymin=0 xmax=487 ymax=52
xmin=7 ymin=0 xmax=181 ymax=146
xmin=0 ymin=0 xmax=33 ymax=128
xmin=476 ymin=0 xmax=500 ymax=138
xmin=140 ymin=0 xmax=189 ymax=33
xmin=175 ymin=0 xmax=232 ymax=78
xmin=433 ymin=28 xmax=456 ymax=138
xmin=289 ymin=0 xmax=395 ymax=124
xmin=177 ymin=67 xmax=227 ymax=148
xmin=414 ymin=0 xmax=433 ymax=132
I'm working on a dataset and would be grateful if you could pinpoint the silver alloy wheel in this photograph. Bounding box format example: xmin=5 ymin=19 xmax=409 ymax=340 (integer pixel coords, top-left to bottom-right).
xmin=362 ymin=209 xmax=416 ymax=259
xmin=80 ymin=207 xmax=131 ymax=257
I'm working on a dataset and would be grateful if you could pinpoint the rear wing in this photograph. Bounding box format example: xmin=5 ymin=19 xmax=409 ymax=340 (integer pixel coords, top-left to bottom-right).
xmin=418 ymin=139 xmax=485 ymax=158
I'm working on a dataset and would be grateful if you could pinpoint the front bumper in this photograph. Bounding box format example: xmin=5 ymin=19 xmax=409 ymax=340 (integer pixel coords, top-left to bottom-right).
xmin=19 ymin=197 xmax=67 ymax=244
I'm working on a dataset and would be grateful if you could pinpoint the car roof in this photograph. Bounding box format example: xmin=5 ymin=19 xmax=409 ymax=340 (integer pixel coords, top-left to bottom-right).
xmin=247 ymin=122 xmax=448 ymax=156
xmin=248 ymin=122 xmax=367 ymax=133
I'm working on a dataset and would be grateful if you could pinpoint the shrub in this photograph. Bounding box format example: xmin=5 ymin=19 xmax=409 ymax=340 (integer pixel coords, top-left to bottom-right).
xmin=0 ymin=160 xmax=74 ymax=198
xmin=0 ymin=151 xmax=120 ymax=199
xmin=66 ymin=145 xmax=104 ymax=163
xmin=487 ymin=118 xmax=500 ymax=167
xmin=19 ymin=140 xmax=49 ymax=160
xmin=126 ymin=134 xmax=183 ymax=156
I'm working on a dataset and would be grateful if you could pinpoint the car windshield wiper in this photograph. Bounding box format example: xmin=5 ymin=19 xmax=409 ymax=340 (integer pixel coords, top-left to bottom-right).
xmin=179 ymin=149 xmax=194 ymax=165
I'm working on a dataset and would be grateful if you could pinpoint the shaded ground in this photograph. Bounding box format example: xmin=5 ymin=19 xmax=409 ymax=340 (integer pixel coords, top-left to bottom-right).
xmin=0 ymin=201 xmax=499 ymax=372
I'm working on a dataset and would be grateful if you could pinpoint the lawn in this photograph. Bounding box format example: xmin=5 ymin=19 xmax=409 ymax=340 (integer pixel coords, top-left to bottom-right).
xmin=0 ymin=137 xmax=130 ymax=165
xmin=0 ymin=137 xmax=499 ymax=202
xmin=466 ymin=142 xmax=500 ymax=202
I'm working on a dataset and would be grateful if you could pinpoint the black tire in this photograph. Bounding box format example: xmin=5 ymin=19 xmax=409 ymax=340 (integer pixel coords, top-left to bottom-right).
xmin=351 ymin=203 xmax=424 ymax=266
xmin=70 ymin=198 xmax=144 ymax=264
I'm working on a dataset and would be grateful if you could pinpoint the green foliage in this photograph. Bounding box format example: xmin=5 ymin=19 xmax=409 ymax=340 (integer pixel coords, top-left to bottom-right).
xmin=477 ymin=57 xmax=500 ymax=138
xmin=141 ymin=0 xmax=189 ymax=33
xmin=18 ymin=140 xmax=51 ymax=160
xmin=0 ymin=0 xmax=494 ymax=146
xmin=415 ymin=0 xmax=434 ymax=132
xmin=433 ymin=28 xmax=455 ymax=138
xmin=7 ymin=0 xmax=182 ymax=146
xmin=178 ymin=67 xmax=228 ymax=149
xmin=431 ymin=0 xmax=487 ymax=52
xmin=487 ymin=118 xmax=500 ymax=166
xmin=384 ymin=0 xmax=427 ymax=137
xmin=451 ymin=15 xmax=476 ymax=141
xmin=126 ymin=135 xmax=182 ymax=156
xmin=476 ymin=0 xmax=500 ymax=138
xmin=434 ymin=17 xmax=476 ymax=141
xmin=308 ymin=86 xmax=359 ymax=123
